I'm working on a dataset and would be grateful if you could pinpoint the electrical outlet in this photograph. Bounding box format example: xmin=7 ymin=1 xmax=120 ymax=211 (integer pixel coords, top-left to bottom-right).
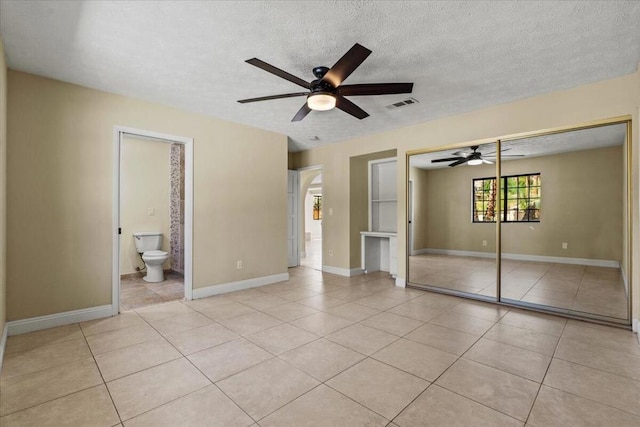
xmin=148 ymin=207 xmax=155 ymax=216
xmin=482 ymin=240 xmax=487 ymax=246
xmin=236 ymin=260 xmax=243 ymax=269
xmin=328 ymin=250 xmax=334 ymax=257
xmin=562 ymin=242 xmax=568 ymax=249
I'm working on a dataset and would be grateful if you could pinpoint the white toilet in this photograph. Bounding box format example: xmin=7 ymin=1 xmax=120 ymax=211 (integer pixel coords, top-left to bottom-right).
xmin=133 ymin=232 xmax=169 ymax=283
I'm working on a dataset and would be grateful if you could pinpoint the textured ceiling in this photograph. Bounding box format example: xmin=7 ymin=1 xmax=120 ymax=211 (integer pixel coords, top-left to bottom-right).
xmin=410 ymin=123 xmax=627 ymax=169
xmin=1 ymin=1 xmax=638 ymax=152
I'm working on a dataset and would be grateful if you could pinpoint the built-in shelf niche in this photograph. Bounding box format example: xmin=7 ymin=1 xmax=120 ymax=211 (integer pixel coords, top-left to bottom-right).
xmin=369 ymin=158 xmax=397 ymax=232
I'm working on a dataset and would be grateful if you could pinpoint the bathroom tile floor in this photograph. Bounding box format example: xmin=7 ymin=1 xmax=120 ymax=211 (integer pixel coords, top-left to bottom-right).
xmin=1 ymin=266 xmax=639 ymax=426
xmin=120 ymin=271 xmax=184 ymax=311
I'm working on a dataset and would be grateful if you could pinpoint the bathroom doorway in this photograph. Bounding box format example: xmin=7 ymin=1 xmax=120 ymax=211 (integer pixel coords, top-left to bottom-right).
xmin=112 ymin=127 xmax=194 ymax=314
xmin=299 ymin=167 xmax=322 ymax=270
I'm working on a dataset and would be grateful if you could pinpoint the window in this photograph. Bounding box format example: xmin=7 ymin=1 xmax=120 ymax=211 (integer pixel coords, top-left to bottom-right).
xmin=473 ymin=173 xmax=540 ymax=222
xmin=312 ymin=195 xmax=322 ymax=220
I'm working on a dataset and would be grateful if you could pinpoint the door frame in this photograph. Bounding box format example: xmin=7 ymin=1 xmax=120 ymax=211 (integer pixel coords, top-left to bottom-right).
xmin=298 ymin=165 xmax=323 ymax=270
xmin=112 ymin=126 xmax=194 ymax=315
xmin=408 ymin=180 xmax=414 ymax=256
xmin=287 ymin=170 xmax=299 ymax=268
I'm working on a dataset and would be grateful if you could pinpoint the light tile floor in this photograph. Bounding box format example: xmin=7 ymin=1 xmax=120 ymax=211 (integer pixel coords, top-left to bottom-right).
xmin=409 ymin=254 xmax=628 ymax=320
xmin=1 ymin=266 xmax=639 ymax=426
xmin=300 ymin=238 xmax=322 ymax=270
xmin=120 ymin=271 xmax=185 ymax=311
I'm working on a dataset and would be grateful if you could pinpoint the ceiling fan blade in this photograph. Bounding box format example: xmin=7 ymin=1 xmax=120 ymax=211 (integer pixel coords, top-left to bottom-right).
xmin=452 ymin=151 xmax=471 ymax=157
xmin=432 ymin=157 xmax=463 ymax=163
xmin=335 ymin=95 xmax=369 ymax=119
xmin=322 ymin=43 xmax=372 ymax=87
xmin=338 ymin=83 xmax=414 ymax=96
xmin=291 ymin=103 xmax=312 ymax=122
xmin=484 ymin=155 xmax=525 ymax=158
xmin=483 ymin=147 xmax=511 ymax=156
xmin=448 ymin=158 xmax=469 ymax=167
xmin=237 ymin=92 xmax=309 ymax=103
xmin=246 ymin=58 xmax=310 ymax=89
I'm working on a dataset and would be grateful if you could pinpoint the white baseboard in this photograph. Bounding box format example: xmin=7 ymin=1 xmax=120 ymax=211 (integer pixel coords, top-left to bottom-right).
xmin=0 ymin=323 xmax=8 ymax=376
xmin=395 ymin=277 xmax=406 ymax=288
xmin=322 ymin=266 xmax=364 ymax=277
xmin=7 ymin=305 xmax=113 ymax=336
xmin=415 ymin=248 xmax=620 ymax=268
xmin=193 ymin=273 xmax=289 ymax=299
xmin=633 ymin=317 xmax=638 ymax=334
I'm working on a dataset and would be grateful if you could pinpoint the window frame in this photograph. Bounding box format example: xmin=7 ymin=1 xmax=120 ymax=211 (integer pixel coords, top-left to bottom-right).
xmin=472 ymin=173 xmax=541 ymax=223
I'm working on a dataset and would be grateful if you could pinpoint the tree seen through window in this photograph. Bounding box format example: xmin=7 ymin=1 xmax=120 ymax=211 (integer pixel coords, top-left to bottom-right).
xmin=473 ymin=174 xmax=540 ymax=222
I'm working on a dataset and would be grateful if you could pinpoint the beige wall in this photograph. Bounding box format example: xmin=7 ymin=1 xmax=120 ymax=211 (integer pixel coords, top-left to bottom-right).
xmin=414 ymin=146 xmax=623 ymax=260
xmin=409 ymin=167 xmax=429 ymax=253
xmin=292 ymin=72 xmax=639 ymax=323
xmin=0 ymin=37 xmax=7 ymax=335
xmin=120 ymin=136 xmax=171 ymax=275
xmin=7 ymin=71 xmax=287 ymax=321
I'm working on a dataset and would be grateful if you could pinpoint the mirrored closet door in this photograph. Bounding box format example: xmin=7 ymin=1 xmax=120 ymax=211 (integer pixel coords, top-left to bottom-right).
xmin=407 ymin=120 xmax=631 ymax=325
xmin=408 ymin=142 xmax=498 ymax=301
xmin=498 ymin=122 xmax=630 ymax=322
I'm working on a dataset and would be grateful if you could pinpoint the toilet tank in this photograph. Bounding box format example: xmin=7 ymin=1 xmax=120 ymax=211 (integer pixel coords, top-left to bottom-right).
xmin=133 ymin=232 xmax=163 ymax=253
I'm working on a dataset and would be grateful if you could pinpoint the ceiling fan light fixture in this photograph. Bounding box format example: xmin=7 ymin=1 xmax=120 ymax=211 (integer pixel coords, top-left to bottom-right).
xmin=307 ymin=92 xmax=336 ymax=111
xmin=468 ymin=159 xmax=483 ymax=166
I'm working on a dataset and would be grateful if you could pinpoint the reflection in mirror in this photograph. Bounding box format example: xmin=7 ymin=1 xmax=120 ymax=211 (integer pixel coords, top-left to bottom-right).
xmin=499 ymin=123 xmax=629 ymax=322
xmin=408 ymin=142 xmax=497 ymax=300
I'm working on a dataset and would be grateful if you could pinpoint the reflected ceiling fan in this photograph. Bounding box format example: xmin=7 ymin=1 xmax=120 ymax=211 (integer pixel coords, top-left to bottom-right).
xmin=431 ymin=146 xmax=524 ymax=167
xmin=237 ymin=43 xmax=413 ymax=122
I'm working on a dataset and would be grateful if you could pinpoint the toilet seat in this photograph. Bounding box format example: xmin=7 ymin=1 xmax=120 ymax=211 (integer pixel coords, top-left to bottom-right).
xmin=143 ymin=250 xmax=168 ymax=259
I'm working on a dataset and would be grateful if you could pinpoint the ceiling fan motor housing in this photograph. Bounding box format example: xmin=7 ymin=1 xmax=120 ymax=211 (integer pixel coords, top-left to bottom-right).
xmin=312 ymin=66 xmax=330 ymax=79
xmin=310 ymin=78 xmax=336 ymax=95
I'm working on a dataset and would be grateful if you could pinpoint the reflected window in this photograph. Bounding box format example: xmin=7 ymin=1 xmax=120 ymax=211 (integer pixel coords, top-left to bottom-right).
xmin=473 ymin=173 xmax=541 ymax=222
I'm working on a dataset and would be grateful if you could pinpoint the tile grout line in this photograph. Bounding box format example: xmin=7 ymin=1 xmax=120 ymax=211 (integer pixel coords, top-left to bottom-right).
xmin=242 ymin=277 xmax=406 ymax=423
xmin=81 ymin=322 xmax=124 ymax=425
xmin=386 ymin=305 xmax=528 ymax=424
xmin=522 ymin=315 xmax=568 ymax=424
xmin=0 ymin=329 xmax=113 ymax=419
xmin=130 ymin=309 xmax=257 ymax=424
xmin=539 ymin=382 xmax=640 ymax=420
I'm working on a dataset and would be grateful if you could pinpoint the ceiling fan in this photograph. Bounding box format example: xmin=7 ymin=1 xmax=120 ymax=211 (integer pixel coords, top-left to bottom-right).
xmin=237 ymin=43 xmax=414 ymax=122
xmin=431 ymin=146 xmax=524 ymax=167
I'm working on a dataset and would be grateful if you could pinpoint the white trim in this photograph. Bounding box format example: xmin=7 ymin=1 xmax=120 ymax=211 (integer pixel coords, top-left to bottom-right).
xmin=113 ymin=126 xmax=195 ymax=316
xmin=288 ymin=170 xmax=299 ymax=268
xmin=112 ymin=127 xmax=121 ymax=315
xmin=414 ymin=248 xmax=495 ymax=258
xmin=0 ymin=324 xmax=8 ymax=375
xmin=322 ymin=266 xmax=364 ymax=277
xmin=184 ymin=140 xmax=194 ymax=301
xmin=6 ymin=305 xmax=112 ymax=336
xmin=621 ymin=265 xmax=629 ymax=298
xmin=395 ymin=277 xmax=406 ymax=287
xmin=192 ymin=273 xmax=289 ymax=299
xmin=415 ymin=248 xmax=619 ymax=268
xmin=632 ymin=317 xmax=638 ymax=334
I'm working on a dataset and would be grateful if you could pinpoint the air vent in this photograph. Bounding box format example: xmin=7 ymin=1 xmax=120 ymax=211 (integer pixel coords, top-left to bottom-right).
xmin=385 ymin=97 xmax=419 ymax=110
xmin=308 ymin=136 xmax=320 ymax=141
